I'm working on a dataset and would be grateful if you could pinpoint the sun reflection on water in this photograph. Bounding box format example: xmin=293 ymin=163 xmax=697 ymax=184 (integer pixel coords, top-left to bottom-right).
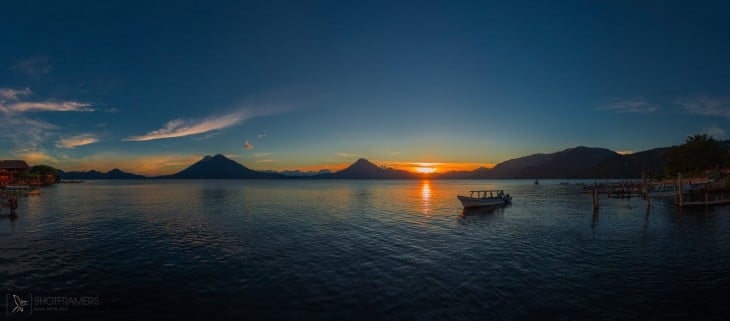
xmin=421 ymin=180 xmax=432 ymax=215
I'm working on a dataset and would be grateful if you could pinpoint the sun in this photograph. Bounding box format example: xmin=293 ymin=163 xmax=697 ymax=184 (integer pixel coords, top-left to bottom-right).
xmin=415 ymin=167 xmax=436 ymax=174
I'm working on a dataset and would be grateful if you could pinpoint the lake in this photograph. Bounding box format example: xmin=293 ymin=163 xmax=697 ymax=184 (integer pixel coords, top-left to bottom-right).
xmin=1 ymin=179 xmax=729 ymax=320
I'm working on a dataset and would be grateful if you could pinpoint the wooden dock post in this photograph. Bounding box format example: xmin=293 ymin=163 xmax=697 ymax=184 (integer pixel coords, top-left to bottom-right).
xmin=8 ymin=197 xmax=18 ymax=216
xmin=642 ymin=172 xmax=650 ymax=208
xmin=592 ymin=182 xmax=599 ymax=209
xmin=678 ymin=172 xmax=683 ymax=208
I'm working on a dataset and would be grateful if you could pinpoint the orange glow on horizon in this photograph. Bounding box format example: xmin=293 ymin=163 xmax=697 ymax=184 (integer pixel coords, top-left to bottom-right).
xmin=415 ymin=167 xmax=436 ymax=173
xmin=392 ymin=161 xmax=496 ymax=173
xmin=292 ymin=161 xmax=495 ymax=174
xmin=19 ymin=153 xmax=498 ymax=177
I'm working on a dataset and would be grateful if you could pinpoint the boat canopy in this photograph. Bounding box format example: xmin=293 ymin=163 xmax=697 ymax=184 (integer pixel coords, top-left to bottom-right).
xmin=467 ymin=190 xmax=505 ymax=198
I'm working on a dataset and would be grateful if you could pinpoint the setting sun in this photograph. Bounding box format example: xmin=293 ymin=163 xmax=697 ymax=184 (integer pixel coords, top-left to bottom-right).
xmin=415 ymin=167 xmax=436 ymax=174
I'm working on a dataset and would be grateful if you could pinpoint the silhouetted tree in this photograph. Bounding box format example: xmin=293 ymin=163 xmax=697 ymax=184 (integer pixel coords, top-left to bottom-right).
xmin=664 ymin=134 xmax=725 ymax=174
xmin=29 ymin=165 xmax=60 ymax=184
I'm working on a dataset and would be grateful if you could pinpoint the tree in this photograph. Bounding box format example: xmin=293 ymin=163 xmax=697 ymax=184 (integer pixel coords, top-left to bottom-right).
xmin=664 ymin=134 xmax=725 ymax=174
xmin=29 ymin=165 xmax=60 ymax=184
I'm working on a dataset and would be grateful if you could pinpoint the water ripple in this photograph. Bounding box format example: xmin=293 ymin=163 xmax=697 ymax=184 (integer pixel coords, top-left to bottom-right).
xmin=1 ymin=179 xmax=729 ymax=319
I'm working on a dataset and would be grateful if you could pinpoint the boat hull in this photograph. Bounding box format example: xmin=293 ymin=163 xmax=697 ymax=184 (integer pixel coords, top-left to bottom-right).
xmin=1 ymin=186 xmax=40 ymax=196
xmin=457 ymin=195 xmax=511 ymax=208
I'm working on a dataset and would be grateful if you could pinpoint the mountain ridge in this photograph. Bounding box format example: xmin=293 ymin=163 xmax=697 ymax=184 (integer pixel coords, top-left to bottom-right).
xmin=316 ymin=158 xmax=417 ymax=179
xmin=59 ymin=168 xmax=145 ymax=179
xmin=56 ymin=140 xmax=730 ymax=179
xmin=164 ymin=154 xmax=282 ymax=179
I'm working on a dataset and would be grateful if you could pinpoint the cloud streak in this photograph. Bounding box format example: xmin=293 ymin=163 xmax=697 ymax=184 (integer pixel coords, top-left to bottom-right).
xmin=125 ymin=104 xmax=291 ymax=142
xmin=597 ymin=99 xmax=658 ymax=113
xmin=0 ymin=87 xmax=32 ymax=101
xmin=125 ymin=112 xmax=246 ymax=141
xmin=243 ymin=140 xmax=254 ymax=149
xmin=0 ymin=87 xmax=94 ymax=113
xmin=336 ymin=152 xmax=360 ymax=158
xmin=56 ymin=134 xmax=100 ymax=149
xmin=678 ymin=96 xmax=730 ymax=118
xmin=1 ymin=101 xmax=94 ymax=113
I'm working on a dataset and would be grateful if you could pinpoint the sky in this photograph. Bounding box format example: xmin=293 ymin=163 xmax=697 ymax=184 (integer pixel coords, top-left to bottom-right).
xmin=1 ymin=0 xmax=729 ymax=175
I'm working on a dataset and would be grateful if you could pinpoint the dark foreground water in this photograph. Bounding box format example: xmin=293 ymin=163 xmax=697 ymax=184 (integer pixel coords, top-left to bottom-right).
xmin=1 ymin=179 xmax=729 ymax=320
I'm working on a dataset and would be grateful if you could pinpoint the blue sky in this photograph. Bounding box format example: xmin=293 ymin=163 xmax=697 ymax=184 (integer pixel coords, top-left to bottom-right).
xmin=1 ymin=0 xmax=728 ymax=174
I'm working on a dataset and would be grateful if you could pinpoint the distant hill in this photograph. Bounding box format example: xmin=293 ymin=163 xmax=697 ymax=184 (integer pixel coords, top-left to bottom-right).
xmin=262 ymin=169 xmax=332 ymax=177
xmin=59 ymin=168 xmax=146 ymax=179
xmin=486 ymin=153 xmax=554 ymax=179
xmin=165 ymin=154 xmax=282 ymax=179
xmin=437 ymin=167 xmax=491 ymax=179
xmin=316 ymin=158 xmax=416 ymax=179
xmin=592 ymin=147 xmax=668 ymax=178
xmin=485 ymin=147 xmax=618 ymax=179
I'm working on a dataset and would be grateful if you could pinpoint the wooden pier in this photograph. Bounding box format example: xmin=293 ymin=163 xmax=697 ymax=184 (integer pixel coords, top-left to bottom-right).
xmin=586 ymin=173 xmax=730 ymax=209
xmin=675 ymin=173 xmax=730 ymax=207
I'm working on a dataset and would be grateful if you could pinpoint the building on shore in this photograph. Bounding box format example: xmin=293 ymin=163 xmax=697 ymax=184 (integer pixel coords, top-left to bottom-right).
xmin=0 ymin=160 xmax=30 ymax=185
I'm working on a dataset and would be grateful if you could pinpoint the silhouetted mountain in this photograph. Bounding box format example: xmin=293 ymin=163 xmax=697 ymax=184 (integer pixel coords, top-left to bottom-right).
xmin=263 ymin=169 xmax=332 ymax=177
xmin=317 ymin=158 xmax=416 ymax=179
xmin=486 ymin=153 xmax=555 ymax=178
xmin=592 ymin=147 xmax=669 ymax=178
xmin=436 ymin=167 xmax=491 ymax=179
xmin=482 ymin=147 xmax=619 ymax=179
xmin=166 ymin=154 xmax=282 ymax=179
xmin=59 ymin=168 xmax=146 ymax=179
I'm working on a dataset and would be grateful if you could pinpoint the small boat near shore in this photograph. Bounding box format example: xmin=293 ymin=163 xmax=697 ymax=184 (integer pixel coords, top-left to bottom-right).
xmin=457 ymin=190 xmax=512 ymax=208
xmin=1 ymin=185 xmax=40 ymax=196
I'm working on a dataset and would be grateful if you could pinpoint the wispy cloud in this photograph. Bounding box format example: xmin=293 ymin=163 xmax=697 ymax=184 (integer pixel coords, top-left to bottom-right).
xmin=125 ymin=103 xmax=292 ymax=142
xmin=0 ymin=87 xmax=94 ymax=113
xmin=191 ymin=131 xmax=221 ymax=141
xmin=597 ymin=99 xmax=658 ymax=113
xmin=243 ymin=140 xmax=254 ymax=150
xmin=253 ymin=152 xmax=277 ymax=158
xmin=1 ymin=101 xmax=94 ymax=113
xmin=336 ymin=152 xmax=360 ymax=158
xmin=678 ymin=96 xmax=730 ymax=118
xmin=0 ymin=86 xmax=96 ymax=158
xmin=125 ymin=112 xmax=245 ymax=141
xmin=0 ymin=87 xmax=31 ymax=101
xmin=257 ymin=134 xmax=267 ymax=139
xmin=10 ymin=56 xmax=53 ymax=77
xmin=56 ymin=134 xmax=100 ymax=149
xmin=698 ymin=125 xmax=727 ymax=139
xmin=15 ymin=150 xmax=58 ymax=165
xmin=0 ymin=116 xmax=58 ymax=151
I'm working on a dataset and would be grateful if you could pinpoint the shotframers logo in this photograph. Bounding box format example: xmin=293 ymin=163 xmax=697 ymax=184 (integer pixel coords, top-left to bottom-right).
xmin=12 ymin=295 xmax=27 ymax=313
xmin=6 ymin=292 xmax=100 ymax=315
xmin=6 ymin=294 xmax=30 ymax=315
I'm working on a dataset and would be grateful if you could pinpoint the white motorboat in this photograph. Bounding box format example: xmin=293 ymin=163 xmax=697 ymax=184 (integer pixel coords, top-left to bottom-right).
xmin=457 ymin=190 xmax=512 ymax=208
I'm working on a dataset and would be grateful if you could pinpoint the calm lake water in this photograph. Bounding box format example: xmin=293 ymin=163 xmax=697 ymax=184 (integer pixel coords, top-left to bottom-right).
xmin=1 ymin=179 xmax=729 ymax=320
